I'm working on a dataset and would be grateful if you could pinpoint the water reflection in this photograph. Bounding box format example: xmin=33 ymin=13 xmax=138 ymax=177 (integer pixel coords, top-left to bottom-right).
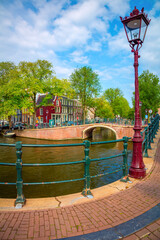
xmin=0 ymin=128 xmax=132 ymax=198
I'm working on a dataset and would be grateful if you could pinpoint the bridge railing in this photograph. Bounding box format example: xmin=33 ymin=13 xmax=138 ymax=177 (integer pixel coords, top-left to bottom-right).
xmin=25 ymin=118 xmax=135 ymax=129
xmin=142 ymin=114 xmax=159 ymax=157
xmin=0 ymin=137 xmax=131 ymax=208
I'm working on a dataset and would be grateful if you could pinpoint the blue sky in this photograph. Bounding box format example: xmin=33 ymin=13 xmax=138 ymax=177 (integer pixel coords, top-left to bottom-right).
xmin=0 ymin=0 xmax=160 ymax=106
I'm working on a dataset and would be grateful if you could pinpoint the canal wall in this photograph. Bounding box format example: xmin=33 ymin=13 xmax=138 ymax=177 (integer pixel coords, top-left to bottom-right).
xmin=15 ymin=123 xmax=144 ymax=140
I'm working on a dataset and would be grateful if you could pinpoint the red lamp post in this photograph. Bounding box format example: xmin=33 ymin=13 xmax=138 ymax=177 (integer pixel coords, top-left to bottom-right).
xmin=120 ymin=7 xmax=151 ymax=179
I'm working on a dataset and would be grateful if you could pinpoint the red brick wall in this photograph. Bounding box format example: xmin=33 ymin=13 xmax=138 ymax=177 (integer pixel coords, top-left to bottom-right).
xmin=15 ymin=123 xmax=144 ymax=141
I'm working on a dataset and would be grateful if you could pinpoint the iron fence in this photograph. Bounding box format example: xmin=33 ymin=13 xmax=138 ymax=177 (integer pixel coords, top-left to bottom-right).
xmin=0 ymin=114 xmax=159 ymax=208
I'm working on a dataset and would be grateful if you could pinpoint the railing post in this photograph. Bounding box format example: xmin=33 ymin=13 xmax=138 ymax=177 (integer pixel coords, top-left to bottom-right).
xmin=157 ymin=114 xmax=159 ymax=130
xmin=148 ymin=123 xmax=152 ymax=149
xmin=144 ymin=127 xmax=149 ymax=157
xmin=121 ymin=137 xmax=130 ymax=182
xmin=82 ymin=140 xmax=93 ymax=198
xmin=150 ymin=120 xmax=154 ymax=143
xmin=15 ymin=141 xmax=25 ymax=207
xmin=153 ymin=117 xmax=157 ymax=138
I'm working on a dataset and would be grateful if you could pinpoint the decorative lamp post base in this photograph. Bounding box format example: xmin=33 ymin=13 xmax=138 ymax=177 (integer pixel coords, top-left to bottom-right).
xmin=129 ymin=133 xmax=146 ymax=179
xmin=129 ymin=167 xmax=146 ymax=179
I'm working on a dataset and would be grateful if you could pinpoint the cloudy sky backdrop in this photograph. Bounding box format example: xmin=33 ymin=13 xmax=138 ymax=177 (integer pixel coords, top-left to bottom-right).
xmin=0 ymin=0 xmax=160 ymax=105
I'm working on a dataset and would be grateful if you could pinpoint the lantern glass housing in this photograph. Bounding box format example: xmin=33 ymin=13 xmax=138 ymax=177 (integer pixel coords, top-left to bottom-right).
xmin=124 ymin=18 xmax=147 ymax=43
xmin=120 ymin=7 xmax=151 ymax=46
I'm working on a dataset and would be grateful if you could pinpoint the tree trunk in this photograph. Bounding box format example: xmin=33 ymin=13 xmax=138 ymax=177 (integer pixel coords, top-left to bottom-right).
xmin=33 ymin=93 xmax=37 ymax=126
xmin=8 ymin=115 xmax=12 ymax=129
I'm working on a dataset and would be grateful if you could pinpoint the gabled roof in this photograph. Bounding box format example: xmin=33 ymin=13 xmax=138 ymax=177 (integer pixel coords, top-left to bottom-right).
xmin=36 ymin=94 xmax=55 ymax=105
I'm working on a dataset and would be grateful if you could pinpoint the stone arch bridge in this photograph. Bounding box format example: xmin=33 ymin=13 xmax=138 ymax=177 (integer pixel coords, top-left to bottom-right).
xmin=15 ymin=123 xmax=143 ymax=141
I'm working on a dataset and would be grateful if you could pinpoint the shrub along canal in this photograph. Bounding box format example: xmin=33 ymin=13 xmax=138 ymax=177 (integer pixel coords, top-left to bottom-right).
xmin=0 ymin=128 xmax=133 ymax=198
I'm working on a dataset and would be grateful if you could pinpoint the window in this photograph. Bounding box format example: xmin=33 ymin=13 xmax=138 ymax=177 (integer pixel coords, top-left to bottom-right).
xmin=56 ymin=100 xmax=59 ymax=106
xmin=30 ymin=116 xmax=33 ymax=125
xmin=40 ymin=117 xmax=43 ymax=123
xmin=40 ymin=108 xmax=43 ymax=115
xmin=56 ymin=107 xmax=60 ymax=113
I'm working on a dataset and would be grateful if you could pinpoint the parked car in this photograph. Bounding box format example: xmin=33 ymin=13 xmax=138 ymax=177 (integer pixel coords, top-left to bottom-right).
xmin=12 ymin=123 xmax=25 ymax=130
xmin=0 ymin=123 xmax=9 ymax=130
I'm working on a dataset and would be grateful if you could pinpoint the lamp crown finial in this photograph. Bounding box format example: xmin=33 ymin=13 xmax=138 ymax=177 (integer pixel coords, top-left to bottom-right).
xmin=132 ymin=6 xmax=139 ymax=16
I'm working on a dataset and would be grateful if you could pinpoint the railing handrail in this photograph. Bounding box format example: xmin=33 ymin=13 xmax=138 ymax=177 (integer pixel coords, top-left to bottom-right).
xmin=0 ymin=138 xmax=131 ymax=148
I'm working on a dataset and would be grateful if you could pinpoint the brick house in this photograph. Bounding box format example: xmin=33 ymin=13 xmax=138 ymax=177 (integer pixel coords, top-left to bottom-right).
xmin=36 ymin=94 xmax=82 ymax=125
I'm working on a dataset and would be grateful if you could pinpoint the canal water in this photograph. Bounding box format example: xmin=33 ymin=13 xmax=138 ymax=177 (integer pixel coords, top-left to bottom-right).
xmin=0 ymin=128 xmax=133 ymax=198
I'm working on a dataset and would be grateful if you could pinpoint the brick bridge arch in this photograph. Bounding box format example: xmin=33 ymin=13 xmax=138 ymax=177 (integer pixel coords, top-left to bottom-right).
xmin=15 ymin=123 xmax=138 ymax=140
xmin=83 ymin=125 xmax=118 ymax=139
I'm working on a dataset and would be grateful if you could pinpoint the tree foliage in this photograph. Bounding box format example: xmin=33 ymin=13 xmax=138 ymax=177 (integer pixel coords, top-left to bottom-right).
xmin=0 ymin=60 xmax=77 ymax=126
xmin=104 ymin=88 xmax=123 ymax=105
xmin=17 ymin=60 xmax=55 ymax=124
xmin=104 ymin=88 xmax=130 ymax=118
xmin=70 ymin=66 xmax=101 ymax=123
xmin=91 ymin=97 xmax=114 ymax=118
xmin=0 ymin=62 xmax=24 ymax=127
xmin=132 ymin=70 xmax=160 ymax=118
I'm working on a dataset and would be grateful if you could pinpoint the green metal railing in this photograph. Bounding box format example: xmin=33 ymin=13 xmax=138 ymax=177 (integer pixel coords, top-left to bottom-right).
xmin=25 ymin=118 xmax=135 ymax=129
xmin=0 ymin=137 xmax=131 ymax=207
xmin=0 ymin=114 xmax=159 ymax=207
xmin=142 ymin=114 xmax=159 ymax=157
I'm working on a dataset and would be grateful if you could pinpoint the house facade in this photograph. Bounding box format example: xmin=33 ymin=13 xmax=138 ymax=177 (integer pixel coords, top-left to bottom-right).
xmin=11 ymin=109 xmax=22 ymax=123
xmin=36 ymin=94 xmax=82 ymax=125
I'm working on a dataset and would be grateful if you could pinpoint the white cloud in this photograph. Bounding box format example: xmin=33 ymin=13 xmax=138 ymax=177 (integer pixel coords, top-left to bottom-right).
xmin=70 ymin=50 xmax=89 ymax=64
xmin=140 ymin=15 xmax=160 ymax=76
xmin=97 ymin=65 xmax=133 ymax=83
xmin=0 ymin=0 xmax=130 ymax=58
xmin=150 ymin=1 xmax=160 ymax=16
xmin=85 ymin=42 xmax=102 ymax=52
xmin=107 ymin=2 xmax=160 ymax=79
xmin=105 ymin=0 xmax=130 ymax=17
xmin=54 ymin=65 xmax=73 ymax=79
xmin=108 ymin=30 xmax=130 ymax=55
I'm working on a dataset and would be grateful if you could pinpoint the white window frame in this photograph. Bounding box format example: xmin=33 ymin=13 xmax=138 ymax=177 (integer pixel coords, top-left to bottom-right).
xmin=40 ymin=108 xmax=43 ymax=116
xmin=40 ymin=117 xmax=43 ymax=123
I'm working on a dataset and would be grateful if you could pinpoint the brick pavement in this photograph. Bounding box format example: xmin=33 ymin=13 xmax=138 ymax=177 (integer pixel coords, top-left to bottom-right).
xmin=0 ymin=131 xmax=160 ymax=240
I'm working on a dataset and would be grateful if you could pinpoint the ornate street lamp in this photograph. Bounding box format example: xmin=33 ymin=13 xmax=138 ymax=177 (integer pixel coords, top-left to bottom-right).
xmin=120 ymin=7 xmax=151 ymax=178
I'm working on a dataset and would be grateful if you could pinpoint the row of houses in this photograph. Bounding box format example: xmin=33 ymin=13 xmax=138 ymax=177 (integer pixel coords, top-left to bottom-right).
xmin=11 ymin=94 xmax=91 ymax=126
xmin=36 ymin=95 xmax=83 ymax=125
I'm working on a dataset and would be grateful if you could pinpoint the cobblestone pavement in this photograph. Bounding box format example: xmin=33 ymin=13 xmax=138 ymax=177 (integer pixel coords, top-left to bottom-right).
xmin=0 ymin=131 xmax=160 ymax=240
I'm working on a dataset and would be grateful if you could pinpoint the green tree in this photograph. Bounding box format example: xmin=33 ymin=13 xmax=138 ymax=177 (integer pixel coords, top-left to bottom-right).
xmin=0 ymin=63 xmax=28 ymax=127
xmin=0 ymin=61 xmax=15 ymax=85
xmin=132 ymin=70 xmax=160 ymax=118
xmin=103 ymin=88 xmax=123 ymax=105
xmin=18 ymin=60 xmax=55 ymax=124
xmin=70 ymin=66 xmax=101 ymax=123
xmin=91 ymin=97 xmax=114 ymax=118
xmin=114 ymin=96 xmax=130 ymax=118
xmin=104 ymin=88 xmax=130 ymax=118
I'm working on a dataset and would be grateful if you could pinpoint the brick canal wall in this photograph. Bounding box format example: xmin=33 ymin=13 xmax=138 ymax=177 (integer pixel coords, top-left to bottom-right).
xmin=15 ymin=123 xmax=145 ymax=140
